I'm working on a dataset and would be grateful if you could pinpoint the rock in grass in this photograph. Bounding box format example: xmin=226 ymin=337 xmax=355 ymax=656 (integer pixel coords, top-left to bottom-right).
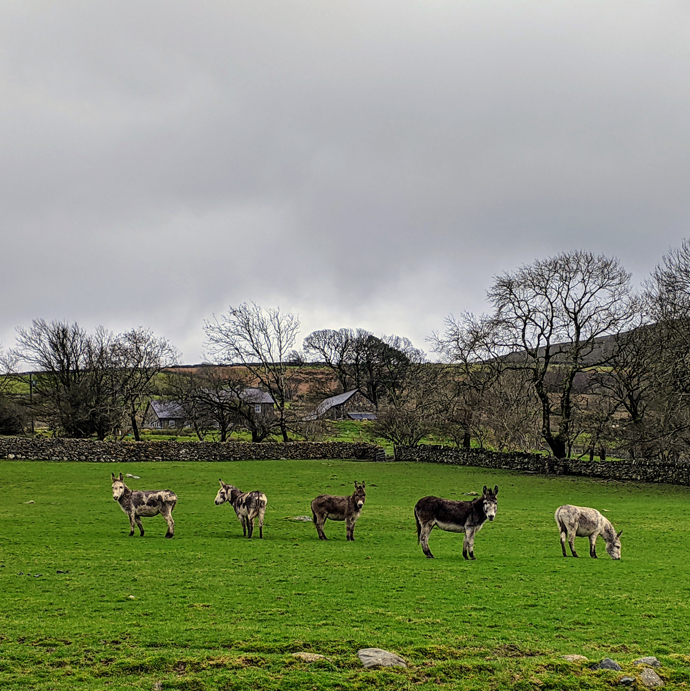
xmin=634 ymin=657 xmax=661 ymax=667
xmin=562 ymin=655 xmax=588 ymax=662
xmin=291 ymin=652 xmax=330 ymax=662
xmin=619 ymin=677 xmax=635 ymax=686
xmin=640 ymin=667 xmax=664 ymax=687
xmin=286 ymin=516 xmax=312 ymax=522
xmin=590 ymin=658 xmax=622 ymax=671
xmin=357 ymin=648 xmax=407 ymax=669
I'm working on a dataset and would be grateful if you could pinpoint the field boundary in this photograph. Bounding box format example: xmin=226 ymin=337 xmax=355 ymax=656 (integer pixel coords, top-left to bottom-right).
xmin=0 ymin=437 xmax=386 ymax=462
xmin=394 ymin=445 xmax=690 ymax=486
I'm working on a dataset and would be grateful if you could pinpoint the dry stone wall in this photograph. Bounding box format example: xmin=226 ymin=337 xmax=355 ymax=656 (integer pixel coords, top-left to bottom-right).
xmin=395 ymin=445 xmax=690 ymax=486
xmin=0 ymin=437 xmax=385 ymax=463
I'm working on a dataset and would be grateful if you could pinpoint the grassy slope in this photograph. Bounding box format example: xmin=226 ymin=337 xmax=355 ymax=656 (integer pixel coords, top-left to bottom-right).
xmin=1 ymin=460 xmax=689 ymax=689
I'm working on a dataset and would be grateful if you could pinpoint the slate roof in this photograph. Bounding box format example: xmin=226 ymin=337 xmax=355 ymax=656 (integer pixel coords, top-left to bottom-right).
xmin=314 ymin=389 xmax=359 ymax=418
xmin=149 ymin=400 xmax=187 ymax=420
xmin=238 ymin=388 xmax=275 ymax=405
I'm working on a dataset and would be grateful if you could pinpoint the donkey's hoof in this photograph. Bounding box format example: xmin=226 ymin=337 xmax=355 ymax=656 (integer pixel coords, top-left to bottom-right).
xmin=165 ymin=533 xmax=173 ymax=539
xmin=129 ymin=531 xmax=135 ymax=537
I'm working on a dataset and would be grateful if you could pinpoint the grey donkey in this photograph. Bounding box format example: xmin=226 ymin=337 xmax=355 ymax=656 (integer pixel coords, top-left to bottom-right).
xmin=555 ymin=504 xmax=622 ymax=559
xmin=111 ymin=472 xmax=177 ymax=538
xmin=215 ymin=480 xmax=267 ymax=539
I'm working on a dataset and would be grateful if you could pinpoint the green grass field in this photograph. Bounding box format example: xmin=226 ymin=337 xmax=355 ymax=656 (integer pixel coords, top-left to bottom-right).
xmin=1 ymin=459 xmax=689 ymax=690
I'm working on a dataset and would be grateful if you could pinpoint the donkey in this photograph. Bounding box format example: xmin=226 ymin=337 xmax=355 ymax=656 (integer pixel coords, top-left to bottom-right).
xmin=110 ymin=472 xmax=177 ymax=538
xmin=214 ymin=480 xmax=267 ymax=539
xmin=555 ymin=505 xmax=622 ymax=559
xmin=311 ymin=481 xmax=366 ymax=541
xmin=414 ymin=485 xmax=498 ymax=559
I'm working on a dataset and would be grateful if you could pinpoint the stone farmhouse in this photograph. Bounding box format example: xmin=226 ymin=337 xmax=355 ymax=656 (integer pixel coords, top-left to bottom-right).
xmin=142 ymin=388 xmax=275 ymax=430
xmin=142 ymin=401 xmax=189 ymax=430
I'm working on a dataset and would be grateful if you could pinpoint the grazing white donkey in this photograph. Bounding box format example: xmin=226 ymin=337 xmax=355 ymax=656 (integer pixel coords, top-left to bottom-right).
xmin=555 ymin=505 xmax=622 ymax=560
xmin=111 ymin=472 xmax=177 ymax=538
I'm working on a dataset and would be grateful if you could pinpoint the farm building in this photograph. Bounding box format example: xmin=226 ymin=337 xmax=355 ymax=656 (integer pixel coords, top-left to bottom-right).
xmin=230 ymin=387 xmax=276 ymax=419
xmin=142 ymin=401 xmax=189 ymax=429
xmin=306 ymin=390 xmax=376 ymax=421
xmin=142 ymin=388 xmax=275 ymax=430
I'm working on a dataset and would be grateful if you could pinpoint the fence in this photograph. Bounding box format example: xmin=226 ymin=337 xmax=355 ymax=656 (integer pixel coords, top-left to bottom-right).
xmin=394 ymin=445 xmax=690 ymax=486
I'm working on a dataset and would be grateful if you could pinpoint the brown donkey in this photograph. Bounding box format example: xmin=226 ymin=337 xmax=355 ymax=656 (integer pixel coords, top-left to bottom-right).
xmin=311 ymin=481 xmax=366 ymax=541
xmin=110 ymin=473 xmax=177 ymax=538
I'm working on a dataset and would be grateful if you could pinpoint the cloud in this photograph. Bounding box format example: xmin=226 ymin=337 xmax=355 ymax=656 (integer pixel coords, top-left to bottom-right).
xmin=1 ymin=1 xmax=689 ymax=360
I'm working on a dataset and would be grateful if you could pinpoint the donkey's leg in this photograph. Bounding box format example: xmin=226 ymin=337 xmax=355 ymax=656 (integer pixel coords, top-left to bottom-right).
xmin=247 ymin=515 xmax=255 ymax=539
xmin=128 ymin=513 xmax=137 ymax=537
xmin=463 ymin=528 xmax=476 ymax=560
xmin=568 ymin=530 xmax=579 ymax=558
xmin=314 ymin=513 xmax=328 ymax=540
xmin=467 ymin=528 xmax=477 ymax=560
xmin=589 ymin=534 xmax=597 ymax=558
xmin=258 ymin=507 xmax=265 ymax=539
xmin=559 ymin=528 xmax=568 ymax=557
xmin=345 ymin=516 xmax=355 ymax=541
xmin=134 ymin=515 xmax=145 ymax=537
xmin=239 ymin=515 xmax=247 ymax=537
xmin=162 ymin=506 xmax=174 ymax=538
xmin=419 ymin=522 xmax=434 ymax=558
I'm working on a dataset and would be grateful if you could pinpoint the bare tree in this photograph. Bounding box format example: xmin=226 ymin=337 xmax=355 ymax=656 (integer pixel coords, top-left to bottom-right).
xmin=373 ymin=360 xmax=443 ymax=448
xmin=11 ymin=320 xmax=178 ymax=440
xmin=113 ymin=328 xmax=179 ymax=440
xmin=0 ymin=345 xmax=26 ymax=435
xmin=630 ymin=239 xmax=690 ymax=459
xmin=434 ymin=251 xmax=636 ymax=458
xmin=303 ymin=328 xmax=423 ymax=409
xmin=204 ymin=303 xmax=299 ymax=442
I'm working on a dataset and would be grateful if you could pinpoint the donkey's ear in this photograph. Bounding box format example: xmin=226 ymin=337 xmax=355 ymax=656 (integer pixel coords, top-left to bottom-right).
xmin=354 ymin=481 xmax=359 ymax=489
xmin=119 ymin=472 xmax=124 ymax=482
xmin=362 ymin=481 xmax=365 ymax=488
xmin=219 ymin=478 xmax=224 ymax=486
xmin=616 ymin=530 xmax=623 ymax=539
xmin=494 ymin=485 xmax=499 ymax=496
xmin=111 ymin=473 xmax=117 ymax=482
xmin=483 ymin=485 xmax=488 ymax=495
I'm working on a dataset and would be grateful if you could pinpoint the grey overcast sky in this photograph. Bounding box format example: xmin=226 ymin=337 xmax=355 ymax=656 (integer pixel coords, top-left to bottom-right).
xmin=2 ymin=1 xmax=689 ymax=363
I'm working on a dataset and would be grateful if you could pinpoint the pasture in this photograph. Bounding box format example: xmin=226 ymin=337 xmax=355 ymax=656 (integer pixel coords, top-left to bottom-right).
xmin=1 ymin=459 xmax=689 ymax=690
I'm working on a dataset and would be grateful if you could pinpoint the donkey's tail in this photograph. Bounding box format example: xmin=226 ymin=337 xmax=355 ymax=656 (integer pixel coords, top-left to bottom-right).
xmin=258 ymin=493 xmax=268 ymax=511
xmin=554 ymin=507 xmax=567 ymax=534
xmin=414 ymin=507 xmax=422 ymax=544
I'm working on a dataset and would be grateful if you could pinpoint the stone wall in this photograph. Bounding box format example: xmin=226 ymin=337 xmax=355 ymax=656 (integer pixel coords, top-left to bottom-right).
xmin=0 ymin=437 xmax=386 ymax=463
xmin=394 ymin=445 xmax=690 ymax=486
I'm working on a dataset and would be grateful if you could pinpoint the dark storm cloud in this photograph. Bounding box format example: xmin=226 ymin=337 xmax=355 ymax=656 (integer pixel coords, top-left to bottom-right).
xmin=2 ymin=1 xmax=689 ymax=361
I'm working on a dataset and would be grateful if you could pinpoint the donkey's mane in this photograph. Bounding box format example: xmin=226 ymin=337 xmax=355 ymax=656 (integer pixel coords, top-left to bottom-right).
xmin=601 ymin=517 xmax=617 ymax=542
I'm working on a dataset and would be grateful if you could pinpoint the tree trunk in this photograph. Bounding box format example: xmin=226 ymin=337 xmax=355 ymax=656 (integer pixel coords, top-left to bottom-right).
xmin=548 ymin=437 xmax=567 ymax=459
xmin=130 ymin=411 xmax=141 ymax=441
xmin=462 ymin=432 xmax=471 ymax=449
